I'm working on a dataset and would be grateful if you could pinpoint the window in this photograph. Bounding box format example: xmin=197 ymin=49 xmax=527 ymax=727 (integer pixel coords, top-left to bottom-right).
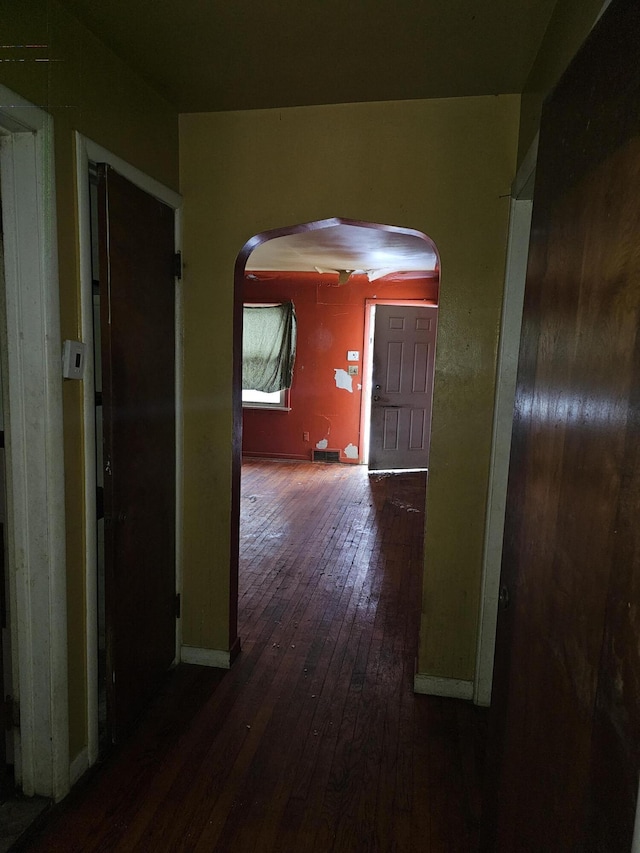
xmin=242 ymin=387 xmax=288 ymax=409
xmin=242 ymin=302 xmax=296 ymax=409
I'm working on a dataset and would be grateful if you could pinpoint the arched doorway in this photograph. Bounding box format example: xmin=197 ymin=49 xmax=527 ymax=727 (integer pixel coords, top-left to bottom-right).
xmin=230 ymin=218 xmax=440 ymax=647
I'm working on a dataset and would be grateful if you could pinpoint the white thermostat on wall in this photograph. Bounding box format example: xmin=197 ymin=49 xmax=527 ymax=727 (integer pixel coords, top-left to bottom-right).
xmin=62 ymin=340 xmax=87 ymax=380
xmin=347 ymin=350 xmax=359 ymax=362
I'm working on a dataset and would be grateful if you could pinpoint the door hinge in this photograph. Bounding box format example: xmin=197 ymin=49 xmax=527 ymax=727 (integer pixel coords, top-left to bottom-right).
xmin=174 ymin=251 xmax=182 ymax=280
xmin=175 ymin=592 xmax=181 ymax=619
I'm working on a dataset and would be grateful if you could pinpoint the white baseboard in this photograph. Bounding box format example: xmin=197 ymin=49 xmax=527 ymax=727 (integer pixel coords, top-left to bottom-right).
xmin=69 ymin=747 xmax=89 ymax=787
xmin=413 ymin=674 xmax=474 ymax=701
xmin=180 ymin=646 xmax=232 ymax=669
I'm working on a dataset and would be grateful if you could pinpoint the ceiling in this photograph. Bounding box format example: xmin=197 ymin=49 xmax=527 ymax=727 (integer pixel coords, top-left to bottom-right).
xmin=58 ymin=0 xmax=558 ymax=113
xmin=246 ymin=221 xmax=438 ymax=279
xmin=56 ymin=0 xmax=557 ymax=273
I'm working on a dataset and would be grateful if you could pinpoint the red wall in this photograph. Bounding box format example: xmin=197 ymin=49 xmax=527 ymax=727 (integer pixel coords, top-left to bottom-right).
xmin=243 ymin=271 xmax=438 ymax=463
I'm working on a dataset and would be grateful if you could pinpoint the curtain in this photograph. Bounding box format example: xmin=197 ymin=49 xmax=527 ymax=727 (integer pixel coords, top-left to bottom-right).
xmin=242 ymin=302 xmax=297 ymax=393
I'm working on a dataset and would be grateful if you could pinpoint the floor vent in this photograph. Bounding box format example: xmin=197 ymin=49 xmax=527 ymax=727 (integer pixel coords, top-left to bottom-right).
xmin=313 ymin=450 xmax=340 ymax=463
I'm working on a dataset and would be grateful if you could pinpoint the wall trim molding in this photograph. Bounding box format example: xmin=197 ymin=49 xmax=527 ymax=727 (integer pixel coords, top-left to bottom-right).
xmin=181 ymin=646 xmax=234 ymax=669
xmin=473 ymin=135 xmax=537 ymax=709
xmin=0 ymin=84 xmax=69 ymax=801
xmin=414 ymin=674 xmax=474 ymax=701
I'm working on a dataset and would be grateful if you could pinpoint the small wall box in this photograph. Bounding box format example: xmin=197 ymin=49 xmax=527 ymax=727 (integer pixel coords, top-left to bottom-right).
xmin=62 ymin=340 xmax=87 ymax=380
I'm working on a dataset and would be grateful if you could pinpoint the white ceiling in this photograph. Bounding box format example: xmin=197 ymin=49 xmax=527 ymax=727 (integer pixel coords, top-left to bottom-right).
xmin=245 ymin=221 xmax=439 ymax=278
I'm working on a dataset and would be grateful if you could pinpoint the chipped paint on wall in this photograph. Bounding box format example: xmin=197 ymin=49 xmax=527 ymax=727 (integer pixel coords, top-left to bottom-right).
xmin=344 ymin=443 xmax=359 ymax=459
xmin=334 ymin=368 xmax=353 ymax=393
xmin=316 ymin=438 xmax=328 ymax=449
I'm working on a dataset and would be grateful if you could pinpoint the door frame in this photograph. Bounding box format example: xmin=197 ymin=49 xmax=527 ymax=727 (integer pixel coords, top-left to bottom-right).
xmin=75 ymin=133 xmax=182 ymax=777
xmin=361 ymin=298 xmax=439 ymax=467
xmin=473 ymin=136 xmax=537 ymax=707
xmin=0 ymin=85 xmax=68 ymax=800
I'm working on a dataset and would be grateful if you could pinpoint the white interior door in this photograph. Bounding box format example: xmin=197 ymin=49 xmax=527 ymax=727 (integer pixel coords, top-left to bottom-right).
xmin=368 ymin=304 xmax=437 ymax=471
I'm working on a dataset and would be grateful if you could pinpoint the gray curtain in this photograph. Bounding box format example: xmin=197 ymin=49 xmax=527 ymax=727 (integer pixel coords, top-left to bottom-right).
xmin=242 ymin=302 xmax=297 ymax=393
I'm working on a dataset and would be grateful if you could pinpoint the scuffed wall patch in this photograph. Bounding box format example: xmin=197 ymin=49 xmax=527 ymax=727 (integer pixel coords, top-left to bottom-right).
xmin=334 ymin=368 xmax=353 ymax=393
xmin=344 ymin=443 xmax=359 ymax=459
xmin=316 ymin=438 xmax=328 ymax=449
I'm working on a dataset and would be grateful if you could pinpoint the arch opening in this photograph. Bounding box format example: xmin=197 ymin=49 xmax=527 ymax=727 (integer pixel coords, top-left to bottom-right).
xmin=230 ymin=217 xmax=441 ymax=650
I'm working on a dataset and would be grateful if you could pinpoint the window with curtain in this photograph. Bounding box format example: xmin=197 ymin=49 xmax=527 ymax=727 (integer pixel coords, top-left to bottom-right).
xmin=242 ymin=302 xmax=296 ymax=409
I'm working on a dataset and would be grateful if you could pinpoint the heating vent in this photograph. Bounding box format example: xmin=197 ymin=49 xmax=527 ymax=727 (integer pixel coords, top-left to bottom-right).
xmin=312 ymin=449 xmax=340 ymax=463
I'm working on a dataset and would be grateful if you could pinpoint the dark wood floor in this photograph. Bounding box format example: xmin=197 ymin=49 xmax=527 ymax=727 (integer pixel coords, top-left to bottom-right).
xmin=19 ymin=459 xmax=486 ymax=852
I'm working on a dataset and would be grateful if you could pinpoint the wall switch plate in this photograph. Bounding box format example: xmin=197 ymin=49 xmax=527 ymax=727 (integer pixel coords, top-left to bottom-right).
xmin=348 ymin=365 xmax=359 ymax=376
xmin=62 ymin=340 xmax=87 ymax=380
xmin=347 ymin=350 xmax=359 ymax=361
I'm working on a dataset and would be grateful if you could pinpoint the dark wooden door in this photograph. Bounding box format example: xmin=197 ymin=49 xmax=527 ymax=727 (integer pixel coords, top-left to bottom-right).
xmin=97 ymin=166 xmax=176 ymax=743
xmin=369 ymin=304 xmax=436 ymax=470
xmin=485 ymin=1 xmax=640 ymax=849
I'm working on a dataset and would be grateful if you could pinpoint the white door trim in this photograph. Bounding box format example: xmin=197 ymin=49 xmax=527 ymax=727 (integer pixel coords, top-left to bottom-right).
xmin=473 ymin=135 xmax=537 ymax=707
xmin=0 ymin=85 xmax=69 ymax=799
xmin=75 ymin=133 xmax=182 ymax=773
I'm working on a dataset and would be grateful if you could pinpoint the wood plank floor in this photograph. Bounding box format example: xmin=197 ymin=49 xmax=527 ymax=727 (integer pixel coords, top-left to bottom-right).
xmin=19 ymin=459 xmax=486 ymax=852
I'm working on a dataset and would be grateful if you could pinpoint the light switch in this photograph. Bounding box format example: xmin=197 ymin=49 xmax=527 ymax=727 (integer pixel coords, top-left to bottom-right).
xmin=62 ymin=340 xmax=87 ymax=380
xmin=347 ymin=350 xmax=359 ymax=361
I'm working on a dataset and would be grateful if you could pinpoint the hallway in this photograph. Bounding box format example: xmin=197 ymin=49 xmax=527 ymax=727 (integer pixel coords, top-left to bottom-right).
xmin=20 ymin=459 xmax=485 ymax=851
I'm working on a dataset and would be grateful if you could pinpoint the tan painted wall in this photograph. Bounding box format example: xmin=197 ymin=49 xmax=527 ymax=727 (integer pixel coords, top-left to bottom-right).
xmin=1 ymin=0 xmax=178 ymax=759
xmin=180 ymin=95 xmax=520 ymax=681
xmin=517 ymin=0 xmax=607 ymax=165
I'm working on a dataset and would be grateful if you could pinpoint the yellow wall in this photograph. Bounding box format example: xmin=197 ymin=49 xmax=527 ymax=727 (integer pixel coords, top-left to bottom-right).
xmin=517 ymin=0 xmax=606 ymax=164
xmin=1 ymin=0 xmax=178 ymax=760
xmin=180 ymin=95 xmax=520 ymax=680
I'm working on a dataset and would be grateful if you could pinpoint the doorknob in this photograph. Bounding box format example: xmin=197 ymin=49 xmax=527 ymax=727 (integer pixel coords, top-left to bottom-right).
xmin=498 ymin=584 xmax=510 ymax=610
xmin=375 ymin=384 xmax=381 ymax=390
xmin=373 ymin=395 xmax=380 ymax=402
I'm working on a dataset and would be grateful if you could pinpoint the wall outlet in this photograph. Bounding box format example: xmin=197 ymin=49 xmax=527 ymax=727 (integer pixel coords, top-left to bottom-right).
xmin=348 ymin=365 xmax=359 ymax=376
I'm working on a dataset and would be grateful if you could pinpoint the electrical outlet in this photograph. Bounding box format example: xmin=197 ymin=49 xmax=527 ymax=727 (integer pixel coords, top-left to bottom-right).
xmin=348 ymin=365 xmax=359 ymax=376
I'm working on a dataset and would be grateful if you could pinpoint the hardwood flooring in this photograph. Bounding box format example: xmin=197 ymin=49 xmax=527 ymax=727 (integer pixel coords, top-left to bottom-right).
xmin=19 ymin=459 xmax=486 ymax=852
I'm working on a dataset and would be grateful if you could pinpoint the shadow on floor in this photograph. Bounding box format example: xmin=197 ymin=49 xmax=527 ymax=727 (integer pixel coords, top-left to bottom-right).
xmin=0 ymin=795 xmax=49 ymax=853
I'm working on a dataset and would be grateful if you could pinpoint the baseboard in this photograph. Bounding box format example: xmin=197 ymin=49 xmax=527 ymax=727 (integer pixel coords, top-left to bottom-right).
xmin=69 ymin=747 xmax=89 ymax=787
xmin=413 ymin=674 xmax=474 ymax=701
xmin=242 ymin=452 xmax=308 ymax=462
xmin=181 ymin=645 xmax=234 ymax=669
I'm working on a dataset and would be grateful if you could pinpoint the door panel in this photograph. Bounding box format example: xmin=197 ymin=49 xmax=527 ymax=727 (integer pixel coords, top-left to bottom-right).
xmin=485 ymin=1 xmax=640 ymax=849
xmin=369 ymin=304 xmax=437 ymax=470
xmin=97 ymin=166 xmax=176 ymax=742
